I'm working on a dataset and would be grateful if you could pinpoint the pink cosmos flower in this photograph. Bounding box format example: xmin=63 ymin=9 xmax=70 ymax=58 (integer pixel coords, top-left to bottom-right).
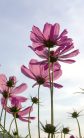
xmin=0 ymin=74 xmax=28 ymax=107
xmin=29 ymin=43 xmax=79 ymax=65
xmin=30 ymin=23 xmax=73 ymax=51
xmin=21 ymin=59 xmax=63 ymax=88
xmin=0 ymin=74 xmax=16 ymax=90
xmin=6 ymin=98 xmax=35 ymax=122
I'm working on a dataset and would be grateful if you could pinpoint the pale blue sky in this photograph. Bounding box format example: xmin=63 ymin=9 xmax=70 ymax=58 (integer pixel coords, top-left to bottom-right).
xmin=0 ymin=0 xmax=84 ymax=137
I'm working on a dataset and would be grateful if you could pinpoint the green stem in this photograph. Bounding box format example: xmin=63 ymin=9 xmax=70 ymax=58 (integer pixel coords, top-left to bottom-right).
xmin=28 ymin=117 xmax=31 ymax=138
xmin=25 ymin=134 xmax=29 ymax=138
xmin=51 ymin=63 xmax=54 ymax=125
xmin=51 ymin=63 xmax=54 ymax=138
xmin=28 ymin=104 xmax=33 ymax=138
xmin=64 ymin=134 xmax=65 ymax=138
xmin=0 ymin=123 xmax=13 ymax=138
xmin=4 ymin=109 xmax=6 ymax=129
xmin=48 ymin=48 xmax=51 ymax=87
xmin=3 ymin=99 xmax=8 ymax=138
xmin=48 ymin=133 xmax=50 ymax=138
xmin=14 ymin=116 xmax=19 ymax=138
xmin=61 ymin=132 xmax=63 ymax=138
xmin=0 ymin=108 xmax=3 ymax=123
xmin=48 ymin=48 xmax=52 ymax=123
xmin=76 ymin=118 xmax=81 ymax=138
xmin=38 ymin=85 xmax=40 ymax=138
xmin=9 ymin=118 xmax=14 ymax=134
xmin=48 ymin=48 xmax=54 ymax=138
xmin=3 ymin=88 xmax=10 ymax=138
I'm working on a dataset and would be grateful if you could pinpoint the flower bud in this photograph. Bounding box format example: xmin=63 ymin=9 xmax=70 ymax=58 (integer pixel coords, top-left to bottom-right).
xmin=62 ymin=127 xmax=70 ymax=134
xmin=31 ymin=97 xmax=39 ymax=104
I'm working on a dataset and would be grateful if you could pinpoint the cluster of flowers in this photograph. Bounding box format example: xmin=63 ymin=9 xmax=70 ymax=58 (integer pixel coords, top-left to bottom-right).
xmin=0 ymin=22 xmax=82 ymax=138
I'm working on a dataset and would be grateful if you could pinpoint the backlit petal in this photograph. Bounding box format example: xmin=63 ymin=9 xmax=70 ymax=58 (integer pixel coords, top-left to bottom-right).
xmin=19 ymin=106 xmax=33 ymax=116
xmin=43 ymin=23 xmax=52 ymax=40
xmin=21 ymin=65 xmax=35 ymax=80
xmin=12 ymin=83 xmax=27 ymax=94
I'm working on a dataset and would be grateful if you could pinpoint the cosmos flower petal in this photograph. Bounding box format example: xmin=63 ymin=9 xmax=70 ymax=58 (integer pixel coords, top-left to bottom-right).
xmin=58 ymin=59 xmax=76 ymax=63
xmin=43 ymin=83 xmax=50 ymax=88
xmin=43 ymin=23 xmax=52 ymax=39
xmin=12 ymin=83 xmax=27 ymax=94
xmin=44 ymin=82 xmax=63 ymax=88
xmin=1 ymin=98 xmax=7 ymax=108
xmin=0 ymin=74 xmax=7 ymax=90
xmin=29 ymin=46 xmax=46 ymax=58
xmin=60 ymin=49 xmax=79 ymax=58
xmin=19 ymin=116 xmax=35 ymax=122
xmin=29 ymin=59 xmax=41 ymax=76
xmin=0 ymin=74 xmax=7 ymax=84
xmin=35 ymin=45 xmax=44 ymax=51
xmin=53 ymin=83 xmax=63 ymax=88
xmin=28 ymin=117 xmax=35 ymax=120
xmin=11 ymin=96 xmax=27 ymax=102
xmin=21 ymin=65 xmax=35 ymax=80
xmin=10 ymin=97 xmax=22 ymax=108
xmin=50 ymin=23 xmax=60 ymax=40
xmin=59 ymin=29 xmax=68 ymax=38
xmin=50 ymin=69 xmax=62 ymax=80
xmin=19 ymin=116 xmax=29 ymax=122
xmin=30 ymin=26 xmax=44 ymax=43
xmin=19 ymin=106 xmax=33 ymax=116
xmin=24 ymin=116 xmax=35 ymax=120
xmin=52 ymin=62 xmax=61 ymax=70
xmin=32 ymin=82 xmax=38 ymax=87
xmin=60 ymin=44 xmax=74 ymax=55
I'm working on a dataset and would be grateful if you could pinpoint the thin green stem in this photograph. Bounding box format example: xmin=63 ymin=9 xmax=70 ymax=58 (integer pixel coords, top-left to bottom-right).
xmin=14 ymin=116 xmax=19 ymax=138
xmin=28 ymin=121 xmax=31 ymax=138
xmin=0 ymin=108 xmax=3 ymax=123
xmin=25 ymin=134 xmax=29 ymax=138
xmin=64 ymin=134 xmax=65 ymax=138
xmin=48 ymin=48 xmax=54 ymax=138
xmin=9 ymin=118 xmax=14 ymax=134
xmin=51 ymin=63 xmax=54 ymax=138
xmin=3 ymin=99 xmax=8 ymax=138
xmin=48 ymin=133 xmax=50 ymax=138
xmin=48 ymin=48 xmax=51 ymax=88
xmin=51 ymin=63 xmax=54 ymax=125
xmin=61 ymin=132 xmax=63 ymax=138
xmin=4 ymin=109 xmax=6 ymax=129
xmin=0 ymin=123 xmax=13 ymax=138
xmin=54 ymin=134 xmax=55 ymax=138
xmin=28 ymin=104 xmax=33 ymax=138
xmin=76 ymin=118 xmax=81 ymax=138
xmin=38 ymin=85 xmax=40 ymax=138
xmin=3 ymin=88 xmax=10 ymax=138
xmin=48 ymin=48 xmax=52 ymax=123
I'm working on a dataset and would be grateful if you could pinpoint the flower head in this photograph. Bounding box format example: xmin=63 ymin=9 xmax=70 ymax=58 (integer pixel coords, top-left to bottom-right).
xmin=7 ymin=76 xmax=16 ymax=87
xmin=0 ymin=74 xmax=16 ymax=91
xmin=62 ymin=127 xmax=70 ymax=134
xmin=30 ymin=23 xmax=73 ymax=51
xmin=41 ymin=122 xmax=58 ymax=134
xmin=0 ymin=74 xmax=28 ymax=108
xmin=29 ymin=42 xmax=79 ymax=70
xmin=68 ymin=109 xmax=83 ymax=119
xmin=31 ymin=96 xmax=39 ymax=104
xmin=21 ymin=59 xmax=63 ymax=89
xmin=6 ymin=98 xmax=35 ymax=122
